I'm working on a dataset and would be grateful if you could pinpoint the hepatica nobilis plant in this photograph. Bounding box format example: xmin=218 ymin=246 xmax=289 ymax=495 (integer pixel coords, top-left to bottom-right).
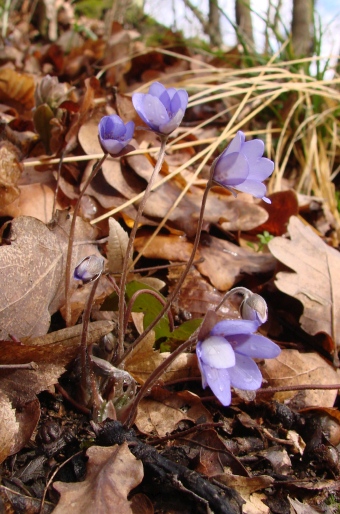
xmin=67 ymin=80 xmax=280 ymax=422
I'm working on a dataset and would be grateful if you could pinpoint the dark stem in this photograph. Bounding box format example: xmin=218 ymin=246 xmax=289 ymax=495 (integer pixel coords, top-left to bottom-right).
xmin=117 ymin=136 xmax=168 ymax=356
xmin=65 ymin=153 xmax=107 ymax=326
xmin=117 ymin=177 xmax=214 ymax=367
xmin=51 ymin=150 xmax=65 ymax=220
xmin=79 ymin=270 xmax=103 ymax=405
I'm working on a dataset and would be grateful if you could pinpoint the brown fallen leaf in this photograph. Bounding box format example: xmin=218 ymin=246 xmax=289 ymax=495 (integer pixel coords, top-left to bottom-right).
xmin=197 ymin=234 xmax=276 ymax=291
xmin=0 ymin=213 xmax=100 ymax=339
xmin=135 ymin=389 xmax=212 ymax=437
xmin=53 ymin=442 xmax=144 ymax=514
xmin=261 ymin=349 xmax=340 ymax=408
xmin=251 ymin=190 xmax=299 ymax=236
xmin=268 ymin=216 xmax=340 ymax=360
xmin=0 ymin=68 xmax=35 ymax=110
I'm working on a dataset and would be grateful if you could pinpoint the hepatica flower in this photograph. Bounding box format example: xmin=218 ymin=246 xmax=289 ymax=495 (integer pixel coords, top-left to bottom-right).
xmin=98 ymin=114 xmax=134 ymax=156
xmin=212 ymin=131 xmax=274 ymax=203
xmin=132 ymin=82 xmax=188 ymax=135
xmin=196 ymin=319 xmax=280 ymax=406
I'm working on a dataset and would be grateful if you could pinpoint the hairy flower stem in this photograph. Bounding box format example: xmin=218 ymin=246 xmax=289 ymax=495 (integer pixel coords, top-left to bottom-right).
xmin=117 ymin=176 xmax=214 ymax=367
xmin=117 ymin=135 xmax=168 ymax=357
xmin=122 ymin=325 xmax=201 ymax=429
xmin=214 ymin=287 xmax=253 ymax=312
xmin=79 ymin=266 xmax=103 ymax=406
xmin=65 ymin=153 xmax=108 ymax=327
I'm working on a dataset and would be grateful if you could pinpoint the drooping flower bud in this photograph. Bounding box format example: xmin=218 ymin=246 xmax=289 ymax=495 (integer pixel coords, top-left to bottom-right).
xmin=240 ymin=293 xmax=268 ymax=324
xmin=34 ymin=74 xmax=69 ymax=110
xmin=74 ymin=255 xmax=104 ymax=283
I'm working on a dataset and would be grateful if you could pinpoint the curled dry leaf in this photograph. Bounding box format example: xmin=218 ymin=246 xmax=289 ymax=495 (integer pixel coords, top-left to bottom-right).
xmin=261 ymin=349 xmax=340 ymax=408
xmin=268 ymin=216 xmax=340 ymax=361
xmin=107 ymin=217 xmax=131 ymax=274
xmin=0 ymin=213 xmax=100 ymax=339
xmin=53 ymin=442 xmax=144 ymax=514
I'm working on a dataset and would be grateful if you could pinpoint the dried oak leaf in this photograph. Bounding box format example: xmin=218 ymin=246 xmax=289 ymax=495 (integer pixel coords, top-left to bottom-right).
xmin=197 ymin=234 xmax=276 ymax=291
xmin=268 ymin=216 xmax=340 ymax=357
xmin=0 ymin=213 xmax=99 ymax=339
xmin=53 ymin=442 xmax=144 ymax=514
xmin=261 ymin=349 xmax=340 ymax=408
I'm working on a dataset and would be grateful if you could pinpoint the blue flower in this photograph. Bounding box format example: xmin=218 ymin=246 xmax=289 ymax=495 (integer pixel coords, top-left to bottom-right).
xmin=212 ymin=131 xmax=274 ymax=203
xmin=132 ymin=82 xmax=188 ymax=135
xmin=74 ymin=255 xmax=104 ymax=283
xmin=196 ymin=319 xmax=280 ymax=406
xmin=98 ymin=115 xmax=135 ymax=156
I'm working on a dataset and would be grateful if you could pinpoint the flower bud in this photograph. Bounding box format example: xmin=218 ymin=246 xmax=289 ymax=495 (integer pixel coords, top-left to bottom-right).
xmin=74 ymin=255 xmax=104 ymax=283
xmin=34 ymin=75 xmax=69 ymax=110
xmin=240 ymin=293 xmax=268 ymax=324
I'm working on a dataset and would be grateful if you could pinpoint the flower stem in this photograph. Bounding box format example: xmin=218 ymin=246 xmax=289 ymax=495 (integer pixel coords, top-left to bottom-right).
xmin=117 ymin=176 xmax=214 ymax=367
xmin=122 ymin=325 xmax=201 ymax=429
xmin=79 ymin=267 xmax=103 ymax=405
xmin=65 ymin=153 xmax=108 ymax=327
xmin=117 ymin=135 xmax=168 ymax=357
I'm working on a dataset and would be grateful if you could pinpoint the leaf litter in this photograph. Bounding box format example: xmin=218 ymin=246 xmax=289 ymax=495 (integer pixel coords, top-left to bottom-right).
xmin=0 ymin=6 xmax=339 ymax=514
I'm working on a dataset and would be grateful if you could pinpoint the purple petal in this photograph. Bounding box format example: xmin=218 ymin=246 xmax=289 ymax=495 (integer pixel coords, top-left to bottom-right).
xmin=159 ymin=108 xmax=185 ymax=134
xmin=210 ymin=319 xmax=260 ymax=338
xmin=213 ymin=152 xmax=249 ymax=186
xmin=176 ymin=89 xmax=189 ymax=111
xmin=234 ymin=334 xmax=281 ymax=359
xmin=228 ymin=353 xmax=262 ymax=390
xmin=242 ymin=139 xmax=264 ymax=161
xmin=101 ymin=115 xmax=126 ymax=139
xmin=148 ymin=81 xmax=167 ymax=98
xmin=100 ymin=139 xmax=124 ymax=155
xmin=140 ymin=94 xmax=169 ymax=129
xmin=165 ymin=87 xmax=178 ymax=100
xmin=223 ymin=131 xmax=245 ymax=156
xmin=170 ymin=91 xmax=181 ymax=114
xmin=159 ymin=90 xmax=171 ymax=110
xmin=132 ymin=93 xmax=151 ymax=126
xmin=203 ymin=363 xmax=232 ymax=406
xmin=197 ymin=336 xmax=235 ymax=369
xmin=247 ymin=157 xmax=274 ymax=181
xmin=124 ymin=120 xmax=135 ymax=140
xmin=233 ymin=179 xmax=267 ymax=199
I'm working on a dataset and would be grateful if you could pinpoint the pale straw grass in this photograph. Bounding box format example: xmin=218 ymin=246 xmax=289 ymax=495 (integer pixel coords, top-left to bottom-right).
xmin=23 ymin=48 xmax=340 ymax=240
